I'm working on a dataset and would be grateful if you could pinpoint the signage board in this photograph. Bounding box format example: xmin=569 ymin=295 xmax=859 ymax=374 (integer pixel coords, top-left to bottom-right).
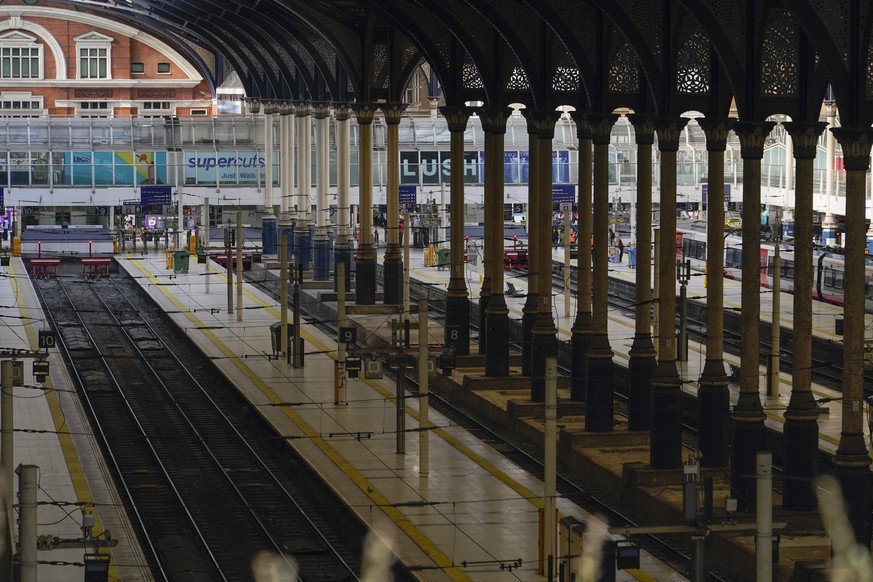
xmin=140 ymin=186 xmax=172 ymax=206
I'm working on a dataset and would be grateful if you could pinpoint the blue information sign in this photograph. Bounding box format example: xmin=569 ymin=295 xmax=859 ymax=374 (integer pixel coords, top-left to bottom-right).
xmin=552 ymin=184 xmax=576 ymax=204
xmin=140 ymin=186 xmax=172 ymax=206
xmin=701 ymin=183 xmax=731 ymax=203
xmin=399 ymin=185 xmax=417 ymax=206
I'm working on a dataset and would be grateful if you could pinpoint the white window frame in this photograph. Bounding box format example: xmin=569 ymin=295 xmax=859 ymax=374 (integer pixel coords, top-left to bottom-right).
xmin=0 ymin=31 xmax=43 ymax=80
xmin=139 ymin=101 xmax=175 ymax=118
xmin=0 ymin=91 xmax=44 ymax=117
xmin=75 ymin=32 xmax=113 ymax=80
xmin=77 ymin=101 xmax=111 ymax=118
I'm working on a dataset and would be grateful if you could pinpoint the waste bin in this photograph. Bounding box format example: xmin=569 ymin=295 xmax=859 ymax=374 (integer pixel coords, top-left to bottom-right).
xmin=197 ymin=252 xmax=208 ymax=264
xmin=835 ymin=316 xmax=844 ymax=335
xmin=437 ymin=248 xmax=451 ymax=270
xmin=173 ymin=250 xmax=190 ymax=273
xmin=627 ymin=247 xmax=637 ymax=268
xmin=270 ymin=322 xmax=294 ymax=355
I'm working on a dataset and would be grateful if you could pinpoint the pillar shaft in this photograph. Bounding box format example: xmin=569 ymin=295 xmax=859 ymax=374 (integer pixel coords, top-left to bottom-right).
xmin=354 ymin=104 xmax=376 ymax=304
xmin=295 ymin=104 xmax=313 ymax=267
xmin=585 ymin=114 xmax=618 ymax=432
xmin=264 ymin=103 xmax=276 ymax=215
xmin=650 ymin=116 xmax=689 ymax=469
xmin=696 ymin=118 xmax=734 ymax=467
xmin=731 ymin=121 xmax=775 ymax=511
xmin=782 ymin=121 xmax=827 ymax=509
xmin=627 ymin=115 xmax=656 ymax=431
xmin=830 ymin=127 xmax=873 ymax=547
xmin=313 ymin=104 xmax=331 ymax=280
xmin=382 ymin=103 xmax=406 ymax=304
xmin=334 ymin=105 xmax=352 ymax=292
xmin=439 ymin=106 xmax=474 ymax=355
xmin=569 ymin=113 xmax=593 ymax=402
xmin=524 ymin=110 xmax=561 ymax=402
xmin=521 ymin=119 xmax=541 ymax=376
xmin=480 ymin=107 xmax=513 ymax=377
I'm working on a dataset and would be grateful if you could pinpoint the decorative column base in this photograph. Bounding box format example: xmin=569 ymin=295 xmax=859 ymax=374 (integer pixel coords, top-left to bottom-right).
xmin=570 ymin=312 xmax=593 ymax=402
xmin=730 ymin=415 xmax=767 ymax=512
xmin=355 ymin=256 xmax=376 ymax=305
xmin=832 ymin=449 xmax=873 ymax=548
xmin=782 ymin=414 xmax=819 ymax=511
xmin=584 ymin=334 xmax=614 ymax=432
xmin=697 ymin=360 xmax=730 ymax=467
xmin=626 ymin=334 xmax=656 ymax=431
xmin=478 ymin=294 xmax=490 ymax=355
xmin=485 ymin=303 xmax=509 ymax=377
xmin=530 ymin=324 xmax=557 ymax=402
xmin=383 ymin=255 xmax=403 ymax=305
xmin=262 ymin=217 xmax=277 ymax=255
xmin=520 ymin=301 xmax=537 ymax=377
xmin=445 ymin=294 xmax=471 ymax=355
xmin=295 ymin=227 xmax=311 ymax=268
xmin=313 ymin=233 xmax=330 ymax=280
xmin=650 ymin=362 xmax=683 ymax=469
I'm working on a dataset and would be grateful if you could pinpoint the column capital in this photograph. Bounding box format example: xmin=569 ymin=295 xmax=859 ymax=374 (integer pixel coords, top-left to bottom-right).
xmin=831 ymin=127 xmax=873 ymax=171
xmin=312 ymin=103 xmax=332 ymax=120
xmin=352 ymin=102 xmax=376 ymax=125
xmin=380 ymin=102 xmax=407 ymax=124
xmin=733 ymin=120 xmax=776 ymax=160
xmin=439 ymin=105 xmax=474 ymax=132
xmin=586 ymin=113 xmax=619 ymax=145
xmin=520 ymin=109 xmax=562 ymax=140
xmin=279 ymin=101 xmax=297 ymax=116
xmin=295 ymin=102 xmax=313 ymax=117
xmin=628 ymin=114 xmax=655 ymax=145
xmin=333 ymin=103 xmax=352 ymax=121
xmin=652 ymin=117 xmax=690 ymax=152
xmin=783 ymin=121 xmax=827 ymax=160
xmin=476 ymin=107 xmax=513 ymax=134
xmin=696 ymin=117 xmax=736 ymax=152
xmin=569 ymin=111 xmax=592 ymax=140
xmin=263 ymin=100 xmax=280 ymax=115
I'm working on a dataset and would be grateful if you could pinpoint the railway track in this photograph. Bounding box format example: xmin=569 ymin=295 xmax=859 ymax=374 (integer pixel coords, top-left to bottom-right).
xmin=33 ymin=271 xmax=367 ymax=582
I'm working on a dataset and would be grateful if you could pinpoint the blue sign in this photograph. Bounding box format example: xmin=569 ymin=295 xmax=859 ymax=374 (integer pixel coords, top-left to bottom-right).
xmin=701 ymin=183 xmax=731 ymax=203
xmin=552 ymin=184 xmax=576 ymax=204
xmin=399 ymin=185 xmax=417 ymax=206
xmin=140 ymin=186 xmax=172 ymax=205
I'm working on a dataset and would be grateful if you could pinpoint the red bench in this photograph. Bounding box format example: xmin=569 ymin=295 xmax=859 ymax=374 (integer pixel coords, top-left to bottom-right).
xmin=30 ymin=258 xmax=62 ymax=278
xmin=81 ymin=257 xmax=112 ymax=278
xmin=213 ymin=253 xmax=251 ymax=270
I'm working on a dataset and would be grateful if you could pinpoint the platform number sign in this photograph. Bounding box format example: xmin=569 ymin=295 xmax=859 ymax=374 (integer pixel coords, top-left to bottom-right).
xmin=339 ymin=326 xmax=356 ymax=344
xmin=94 ymin=206 xmax=109 ymax=217
xmin=38 ymin=330 xmax=57 ymax=350
xmin=446 ymin=325 xmax=462 ymax=349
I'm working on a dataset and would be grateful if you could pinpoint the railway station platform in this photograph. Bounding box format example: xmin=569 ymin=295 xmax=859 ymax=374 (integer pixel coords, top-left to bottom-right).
xmin=0 ymin=257 xmax=151 ymax=582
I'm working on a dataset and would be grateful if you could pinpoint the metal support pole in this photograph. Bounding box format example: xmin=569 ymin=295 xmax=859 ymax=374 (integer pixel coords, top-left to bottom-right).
xmin=544 ymin=357 xmax=558 ymax=576
xmin=17 ymin=464 xmax=37 ymax=582
xmin=690 ymin=535 xmax=705 ymax=582
xmin=678 ymin=259 xmax=690 ymax=362
xmin=418 ymin=299 xmax=429 ymax=477
xmin=563 ymin=204 xmax=571 ymax=318
xmin=336 ymin=262 xmax=347 ymax=405
xmin=280 ymin=230 xmax=289 ymax=358
xmin=395 ymin=319 xmax=406 ymax=454
xmin=769 ymin=247 xmax=781 ymax=398
xmin=293 ymin=264 xmax=302 ymax=368
xmin=225 ymin=220 xmax=233 ymax=314
xmin=756 ymin=451 xmax=773 ymax=582
xmin=236 ymin=210 xmax=243 ymax=321
xmin=403 ymin=211 xmax=411 ymax=319
xmin=0 ymin=360 xmax=12 ymax=579
xmin=653 ymin=228 xmax=660 ymax=341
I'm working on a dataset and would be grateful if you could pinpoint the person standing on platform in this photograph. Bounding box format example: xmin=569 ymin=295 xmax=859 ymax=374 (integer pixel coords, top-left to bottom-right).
xmin=617 ymin=237 xmax=624 ymax=263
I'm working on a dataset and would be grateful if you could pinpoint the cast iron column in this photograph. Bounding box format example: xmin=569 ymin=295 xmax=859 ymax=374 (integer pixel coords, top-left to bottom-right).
xmin=520 ymin=116 xmax=540 ymax=376
xmin=313 ymin=103 xmax=331 ymax=280
xmin=627 ymin=115 xmax=656 ymax=430
xmin=569 ymin=113 xmax=593 ymax=402
xmin=480 ymin=107 xmax=512 ymax=376
xmin=334 ymin=105 xmax=353 ymax=292
xmin=295 ymin=103 xmax=313 ymax=268
xmin=440 ymin=105 xmax=474 ymax=355
xmin=731 ymin=121 xmax=775 ymax=510
xmin=526 ymin=110 xmax=561 ymax=402
xmin=782 ymin=121 xmax=826 ymax=510
xmin=382 ymin=103 xmax=406 ymax=304
xmin=830 ymin=127 xmax=873 ymax=547
xmin=281 ymin=102 xmax=296 ymax=259
xmin=695 ymin=118 xmax=734 ymax=467
xmin=585 ymin=114 xmax=618 ymax=431
xmin=354 ymin=104 xmax=377 ymax=304
xmin=649 ymin=117 xmax=689 ymax=468
xmin=262 ymin=102 xmax=277 ymax=254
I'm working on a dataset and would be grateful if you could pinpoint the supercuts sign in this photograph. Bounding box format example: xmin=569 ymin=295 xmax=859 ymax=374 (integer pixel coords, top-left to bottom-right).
xmin=400 ymin=151 xmax=482 ymax=184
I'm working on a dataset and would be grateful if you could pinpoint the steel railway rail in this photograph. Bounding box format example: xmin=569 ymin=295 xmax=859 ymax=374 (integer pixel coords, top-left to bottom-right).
xmin=33 ymin=271 xmax=364 ymax=582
